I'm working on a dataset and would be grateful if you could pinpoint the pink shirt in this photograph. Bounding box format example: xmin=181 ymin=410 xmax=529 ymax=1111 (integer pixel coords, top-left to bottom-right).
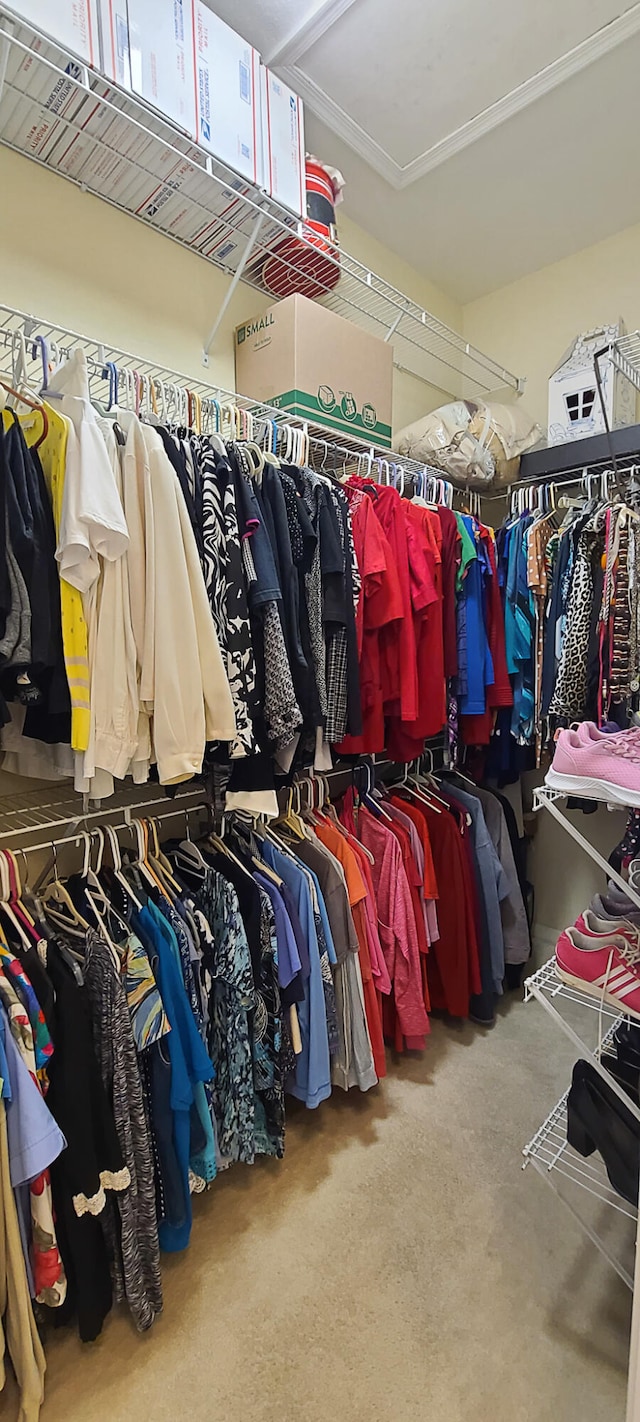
xmin=341 ymin=793 xmax=429 ymax=1040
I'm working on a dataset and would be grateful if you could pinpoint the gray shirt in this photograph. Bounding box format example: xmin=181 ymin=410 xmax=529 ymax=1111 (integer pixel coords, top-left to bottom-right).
xmin=472 ymin=785 xmax=531 ymax=966
xmin=443 ymin=782 xmax=509 ymax=994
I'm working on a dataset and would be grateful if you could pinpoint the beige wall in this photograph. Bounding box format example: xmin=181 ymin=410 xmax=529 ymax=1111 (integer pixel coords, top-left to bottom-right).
xmin=463 ymin=219 xmax=640 ymax=430
xmin=0 ymin=149 xmax=459 ymax=434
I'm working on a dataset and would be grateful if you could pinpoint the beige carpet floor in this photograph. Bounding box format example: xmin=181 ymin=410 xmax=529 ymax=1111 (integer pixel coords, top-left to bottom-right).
xmin=4 ymin=994 xmax=633 ymax=1422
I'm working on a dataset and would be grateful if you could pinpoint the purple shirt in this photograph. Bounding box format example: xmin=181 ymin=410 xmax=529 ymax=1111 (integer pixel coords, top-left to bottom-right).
xmin=254 ymin=872 xmax=302 ymax=989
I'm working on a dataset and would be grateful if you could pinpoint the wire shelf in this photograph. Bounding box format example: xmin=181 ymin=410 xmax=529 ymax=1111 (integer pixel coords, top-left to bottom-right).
xmin=613 ymin=332 xmax=640 ymax=395
xmin=523 ymin=1091 xmax=636 ymax=1289
xmin=0 ymin=301 xmax=453 ymax=490
xmin=524 ymin=956 xmax=640 ymax=1127
xmin=525 ymin=957 xmax=624 ymax=1026
xmin=0 ymin=781 xmax=208 ymax=842
xmin=0 ymin=8 xmax=522 ymax=401
xmin=523 ymin=1091 xmax=637 ymax=1222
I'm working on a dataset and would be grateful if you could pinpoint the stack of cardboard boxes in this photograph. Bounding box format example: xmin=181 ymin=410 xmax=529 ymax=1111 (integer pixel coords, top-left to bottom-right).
xmin=6 ymin=0 xmax=306 ymax=216
xmin=6 ymin=1 xmax=394 ymax=444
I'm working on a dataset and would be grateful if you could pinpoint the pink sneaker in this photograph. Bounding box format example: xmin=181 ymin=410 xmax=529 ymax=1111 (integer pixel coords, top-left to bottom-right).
xmin=574 ymin=722 xmax=640 ymax=747
xmin=546 ymin=727 xmax=640 ymax=806
xmin=556 ymin=926 xmax=640 ymax=1019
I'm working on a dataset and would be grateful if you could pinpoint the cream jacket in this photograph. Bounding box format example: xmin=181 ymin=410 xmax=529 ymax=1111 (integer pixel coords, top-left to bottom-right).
xmin=124 ymin=420 xmax=236 ymax=783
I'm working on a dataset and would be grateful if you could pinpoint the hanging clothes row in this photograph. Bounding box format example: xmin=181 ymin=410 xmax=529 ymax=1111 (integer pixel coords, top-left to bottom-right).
xmin=0 ymin=336 xmax=502 ymax=806
xmin=1 ymin=756 xmax=530 ymax=1421
xmin=486 ymin=468 xmax=640 ymax=772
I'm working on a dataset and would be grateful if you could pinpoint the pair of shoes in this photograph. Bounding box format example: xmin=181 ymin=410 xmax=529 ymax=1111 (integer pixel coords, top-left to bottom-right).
xmin=567 ymin=1058 xmax=640 ymax=1205
xmin=555 ymin=912 xmax=640 ymax=1020
xmin=546 ymin=723 xmax=640 ymax=806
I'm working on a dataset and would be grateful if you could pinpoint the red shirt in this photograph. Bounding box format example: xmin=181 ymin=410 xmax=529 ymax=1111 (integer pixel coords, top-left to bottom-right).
xmin=338 ymin=490 xmax=402 ymax=755
xmin=355 ymin=482 xmax=418 ymax=722
xmin=436 ymin=506 xmax=460 ymax=679
xmin=386 ymin=504 xmax=446 ymax=759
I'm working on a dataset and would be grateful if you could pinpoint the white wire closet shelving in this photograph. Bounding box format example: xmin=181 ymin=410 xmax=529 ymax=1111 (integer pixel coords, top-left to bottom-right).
xmin=0 ymin=7 xmax=523 ymax=402
xmin=522 ymin=1087 xmax=637 ymax=1290
xmin=0 ymin=301 xmax=457 ymax=495
xmin=0 ymin=781 xmax=210 ymax=848
xmin=612 ymin=332 xmax=640 ymax=396
xmin=524 ymin=955 xmax=640 ymax=1123
xmin=522 ymin=782 xmax=640 ymax=1294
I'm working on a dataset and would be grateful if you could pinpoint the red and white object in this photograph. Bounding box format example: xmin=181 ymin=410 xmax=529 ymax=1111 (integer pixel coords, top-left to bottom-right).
xmin=262 ymin=158 xmax=340 ymax=301
xmin=193 ymin=2 xmax=261 ymax=184
xmin=5 ymin=0 xmax=99 ymax=64
xmin=128 ymin=0 xmax=196 ymax=135
xmin=556 ymin=926 xmax=640 ymax=1020
xmin=97 ymin=0 xmax=131 ymax=87
xmin=546 ymin=726 xmax=640 ymax=806
xmin=260 ymin=65 xmax=305 ymax=217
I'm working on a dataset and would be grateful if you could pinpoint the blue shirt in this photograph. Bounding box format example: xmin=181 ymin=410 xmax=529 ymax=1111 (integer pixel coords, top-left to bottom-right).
xmin=254 ymin=872 xmax=301 ymax=989
xmin=133 ymin=905 xmax=213 ymax=1251
xmin=261 ymin=842 xmax=331 ymax=1110
xmin=459 ymin=515 xmax=494 ymax=715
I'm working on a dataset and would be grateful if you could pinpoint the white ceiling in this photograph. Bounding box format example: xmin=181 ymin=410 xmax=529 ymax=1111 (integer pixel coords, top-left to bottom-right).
xmin=205 ymin=0 xmax=640 ymax=303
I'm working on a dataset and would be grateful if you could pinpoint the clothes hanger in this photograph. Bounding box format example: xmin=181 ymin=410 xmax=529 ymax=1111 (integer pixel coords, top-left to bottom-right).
xmin=35 ymin=838 xmax=87 ymax=984
xmin=0 ymin=379 xmax=49 ymax=447
xmin=131 ymin=818 xmax=169 ymax=898
xmin=223 ymin=809 xmax=283 ymax=883
xmin=1 ymin=850 xmax=37 ymax=937
xmin=275 ymin=786 xmax=307 ymax=840
xmin=0 ymin=851 xmax=33 ymax=952
xmin=204 ymin=812 xmax=257 ymax=880
xmin=104 ymin=823 xmax=143 ymax=912
xmin=243 ymin=441 xmax=265 ymax=479
xmin=41 ymin=840 xmax=91 ymax=930
xmin=359 ymin=761 xmax=393 ymax=822
xmin=147 ymin=816 xmax=183 ymax=891
xmin=405 ymin=753 xmax=447 ymax=812
xmin=145 ymin=817 xmax=181 ymax=898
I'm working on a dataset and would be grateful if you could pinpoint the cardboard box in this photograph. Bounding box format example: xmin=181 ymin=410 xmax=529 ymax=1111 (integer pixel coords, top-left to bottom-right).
xmin=128 ymin=0 xmax=196 ymax=135
xmin=97 ymin=0 xmax=131 ymax=88
xmin=235 ymin=294 xmax=393 ymax=446
xmin=5 ymin=0 xmax=100 ymax=65
xmin=260 ymin=66 xmax=305 ymax=217
xmin=193 ymin=2 xmax=261 ymax=184
xmin=548 ymin=322 xmax=636 ymax=444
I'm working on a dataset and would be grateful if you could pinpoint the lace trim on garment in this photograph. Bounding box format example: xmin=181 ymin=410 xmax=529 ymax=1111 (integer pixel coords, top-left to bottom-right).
xmin=72 ymin=1166 xmax=131 ymax=1218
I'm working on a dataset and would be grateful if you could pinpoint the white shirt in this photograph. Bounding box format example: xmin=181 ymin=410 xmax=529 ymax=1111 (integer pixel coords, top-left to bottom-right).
xmin=46 ymin=349 xmax=129 ymax=592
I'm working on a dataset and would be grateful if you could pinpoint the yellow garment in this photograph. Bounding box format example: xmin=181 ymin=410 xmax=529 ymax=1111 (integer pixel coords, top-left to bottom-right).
xmin=0 ymin=1099 xmax=47 ymax=1422
xmin=6 ymin=405 xmax=91 ymax=751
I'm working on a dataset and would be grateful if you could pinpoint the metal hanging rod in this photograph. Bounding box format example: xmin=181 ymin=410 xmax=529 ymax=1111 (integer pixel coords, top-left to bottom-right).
xmin=5 ymin=798 xmax=211 ymax=861
xmin=0 ymin=302 xmax=455 ymax=492
xmin=0 ymin=782 xmax=208 ymax=842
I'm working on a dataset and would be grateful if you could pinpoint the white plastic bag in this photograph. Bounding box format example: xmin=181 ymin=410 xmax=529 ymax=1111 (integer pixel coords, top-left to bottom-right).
xmin=394 ymin=400 xmax=542 ymax=488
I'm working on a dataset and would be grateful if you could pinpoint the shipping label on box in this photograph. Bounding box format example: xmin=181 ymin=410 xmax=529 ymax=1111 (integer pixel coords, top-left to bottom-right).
xmin=97 ymin=0 xmax=131 ymax=88
xmin=4 ymin=0 xmax=99 ymax=65
xmin=0 ymin=34 xmax=93 ymax=168
xmin=260 ymin=66 xmax=305 ymax=217
xmin=128 ymin=0 xmax=196 ymax=136
xmin=235 ymin=295 xmax=393 ymax=446
xmin=193 ymin=1 xmax=260 ymax=185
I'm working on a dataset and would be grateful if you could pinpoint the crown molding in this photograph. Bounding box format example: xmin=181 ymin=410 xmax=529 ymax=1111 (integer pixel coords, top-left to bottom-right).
xmin=283 ymin=64 xmax=401 ymax=183
xmin=265 ymin=0 xmax=359 ymax=68
xmin=291 ymin=2 xmax=640 ymax=189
